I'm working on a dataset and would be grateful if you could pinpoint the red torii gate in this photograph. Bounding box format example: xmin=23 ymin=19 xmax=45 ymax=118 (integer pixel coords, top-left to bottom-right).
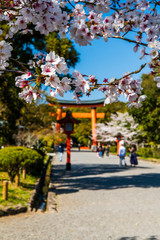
xmin=48 ymin=98 xmax=105 ymax=147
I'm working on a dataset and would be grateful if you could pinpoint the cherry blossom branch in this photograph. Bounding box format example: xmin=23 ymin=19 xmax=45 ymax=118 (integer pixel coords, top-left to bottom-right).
xmin=111 ymin=36 xmax=148 ymax=47
xmin=88 ymin=63 xmax=147 ymax=89
xmin=0 ymin=0 xmax=160 ymax=107
xmin=1 ymin=69 xmax=25 ymax=74
xmin=67 ymin=0 xmax=75 ymax=9
xmin=10 ymin=58 xmax=29 ymax=70
xmin=118 ymin=63 xmax=147 ymax=81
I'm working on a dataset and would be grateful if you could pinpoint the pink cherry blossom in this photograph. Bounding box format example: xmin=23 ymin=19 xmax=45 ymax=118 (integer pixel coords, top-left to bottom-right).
xmin=18 ymin=87 xmax=38 ymax=104
xmin=41 ymin=63 xmax=56 ymax=76
xmin=0 ymin=0 xmax=159 ymax=106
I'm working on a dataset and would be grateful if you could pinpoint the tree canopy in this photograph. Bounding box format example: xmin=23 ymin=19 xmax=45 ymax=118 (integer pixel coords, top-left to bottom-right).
xmin=129 ymin=74 xmax=160 ymax=144
xmin=0 ymin=21 xmax=79 ymax=145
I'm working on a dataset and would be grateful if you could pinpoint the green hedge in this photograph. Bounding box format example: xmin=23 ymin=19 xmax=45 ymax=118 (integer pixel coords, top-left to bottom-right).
xmin=0 ymin=146 xmax=43 ymax=182
xmin=106 ymin=145 xmax=160 ymax=159
xmin=109 ymin=146 xmax=117 ymax=153
xmin=137 ymin=147 xmax=160 ymax=159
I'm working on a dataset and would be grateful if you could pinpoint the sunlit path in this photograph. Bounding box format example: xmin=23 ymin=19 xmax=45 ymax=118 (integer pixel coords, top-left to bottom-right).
xmin=0 ymin=151 xmax=160 ymax=240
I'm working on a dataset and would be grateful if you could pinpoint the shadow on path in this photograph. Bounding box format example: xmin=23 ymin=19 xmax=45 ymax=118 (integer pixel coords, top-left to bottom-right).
xmin=118 ymin=236 xmax=158 ymax=240
xmin=50 ymin=163 xmax=160 ymax=195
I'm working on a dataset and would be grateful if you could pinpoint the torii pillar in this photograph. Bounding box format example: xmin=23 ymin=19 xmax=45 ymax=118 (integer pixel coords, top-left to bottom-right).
xmin=115 ymin=132 xmax=124 ymax=155
xmin=91 ymin=107 xmax=97 ymax=146
xmin=56 ymin=107 xmax=62 ymax=132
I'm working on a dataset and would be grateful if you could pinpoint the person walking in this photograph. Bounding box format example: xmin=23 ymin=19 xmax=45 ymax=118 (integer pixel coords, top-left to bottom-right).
xmin=58 ymin=143 xmax=64 ymax=162
xmin=129 ymin=144 xmax=138 ymax=167
xmin=98 ymin=145 xmax=104 ymax=158
xmin=105 ymin=144 xmax=110 ymax=157
xmin=96 ymin=144 xmax=104 ymax=158
xmin=78 ymin=143 xmax=81 ymax=151
xmin=119 ymin=141 xmax=127 ymax=167
xmin=96 ymin=144 xmax=100 ymax=158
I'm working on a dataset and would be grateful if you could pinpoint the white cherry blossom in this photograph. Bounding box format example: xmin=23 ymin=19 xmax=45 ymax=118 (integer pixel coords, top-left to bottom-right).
xmin=73 ymin=70 xmax=90 ymax=94
xmin=0 ymin=0 xmax=160 ymax=105
xmin=45 ymin=75 xmax=60 ymax=88
xmin=60 ymin=77 xmax=72 ymax=92
xmin=149 ymin=49 xmax=159 ymax=59
xmin=54 ymin=58 xmax=68 ymax=74
xmin=96 ymin=112 xmax=140 ymax=144
xmin=154 ymin=76 xmax=160 ymax=88
xmin=15 ymin=73 xmax=31 ymax=88
xmin=128 ymin=93 xmax=138 ymax=103
xmin=18 ymin=87 xmax=38 ymax=104
xmin=41 ymin=63 xmax=56 ymax=76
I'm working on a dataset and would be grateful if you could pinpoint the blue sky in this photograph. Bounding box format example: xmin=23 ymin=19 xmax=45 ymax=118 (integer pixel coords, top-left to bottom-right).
xmin=57 ymin=37 xmax=150 ymax=102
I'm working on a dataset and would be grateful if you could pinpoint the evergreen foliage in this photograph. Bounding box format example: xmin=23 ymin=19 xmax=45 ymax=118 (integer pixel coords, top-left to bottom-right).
xmin=19 ymin=102 xmax=55 ymax=131
xmin=137 ymin=147 xmax=160 ymax=159
xmin=0 ymin=24 xmax=79 ymax=145
xmin=73 ymin=120 xmax=91 ymax=146
xmin=0 ymin=72 xmax=23 ymax=145
xmin=0 ymin=147 xmax=43 ymax=182
xmin=45 ymin=32 xmax=79 ymax=68
xmin=129 ymin=74 xmax=160 ymax=144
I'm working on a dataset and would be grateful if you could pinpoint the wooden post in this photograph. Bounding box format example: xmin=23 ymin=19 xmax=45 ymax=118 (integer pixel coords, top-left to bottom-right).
xmin=3 ymin=181 xmax=8 ymax=200
xmin=66 ymin=133 xmax=71 ymax=170
xmin=15 ymin=174 xmax=20 ymax=187
xmin=23 ymin=168 xmax=26 ymax=179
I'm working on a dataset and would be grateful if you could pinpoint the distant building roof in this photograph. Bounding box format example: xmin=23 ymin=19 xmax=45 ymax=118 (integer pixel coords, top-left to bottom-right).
xmin=48 ymin=98 xmax=105 ymax=108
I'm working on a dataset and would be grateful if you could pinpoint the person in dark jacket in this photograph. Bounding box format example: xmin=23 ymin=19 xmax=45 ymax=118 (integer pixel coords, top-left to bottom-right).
xmin=58 ymin=143 xmax=64 ymax=162
xmin=129 ymin=144 xmax=138 ymax=167
xmin=105 ymin=144 xmax=110 ymax=157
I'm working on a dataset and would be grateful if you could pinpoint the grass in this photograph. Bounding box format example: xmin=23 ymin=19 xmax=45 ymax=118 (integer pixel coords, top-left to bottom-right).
xmin=138 ymin=156 xmax=160 ymax=164
xmin=0 ymin=171 xmax=38 ymax=209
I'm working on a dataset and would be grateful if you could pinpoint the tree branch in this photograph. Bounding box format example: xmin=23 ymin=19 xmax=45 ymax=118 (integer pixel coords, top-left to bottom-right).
xmin=118 ymin=63 xmax=147 ymax=81
xmin=110 ymin=36 xmax=148 ymax=47
xmin=67 ymin=0 xmax=75 ymax=9
xmin=90 ymin=63 xmax=147 ymax=88
xmin=0 ymin=69 xmax=25 ymax=74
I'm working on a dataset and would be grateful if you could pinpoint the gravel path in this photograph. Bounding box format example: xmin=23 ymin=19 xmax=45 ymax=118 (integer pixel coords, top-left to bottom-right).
xmin=0 ymin=151 xmax=160 ymax=240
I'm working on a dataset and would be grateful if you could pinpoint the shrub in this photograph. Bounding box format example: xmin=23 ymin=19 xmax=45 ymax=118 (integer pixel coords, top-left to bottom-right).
xmin=21 ymin=147 xmax=44 ymax=176
xmin=137 ymin=147 xmax=160 ymax=159
xmin=31 ymin=139 xmax=46 ymax=157
xmin=107 ymin=145 xmax=130 ymax=155
xmin=109 ymin=146 xmax=117 ymax=153
xmin=0 ymin=147 xmax=23 ymax=182
xmin=137 ymin=147 xmax=152 ymax=158
xmin=152 ymin=148 xmax=160 ymax=159
xmin=0 ymin=146 xmax=43 ymax=182
xmin=44 ymin=146 xmax=53 ymax=153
